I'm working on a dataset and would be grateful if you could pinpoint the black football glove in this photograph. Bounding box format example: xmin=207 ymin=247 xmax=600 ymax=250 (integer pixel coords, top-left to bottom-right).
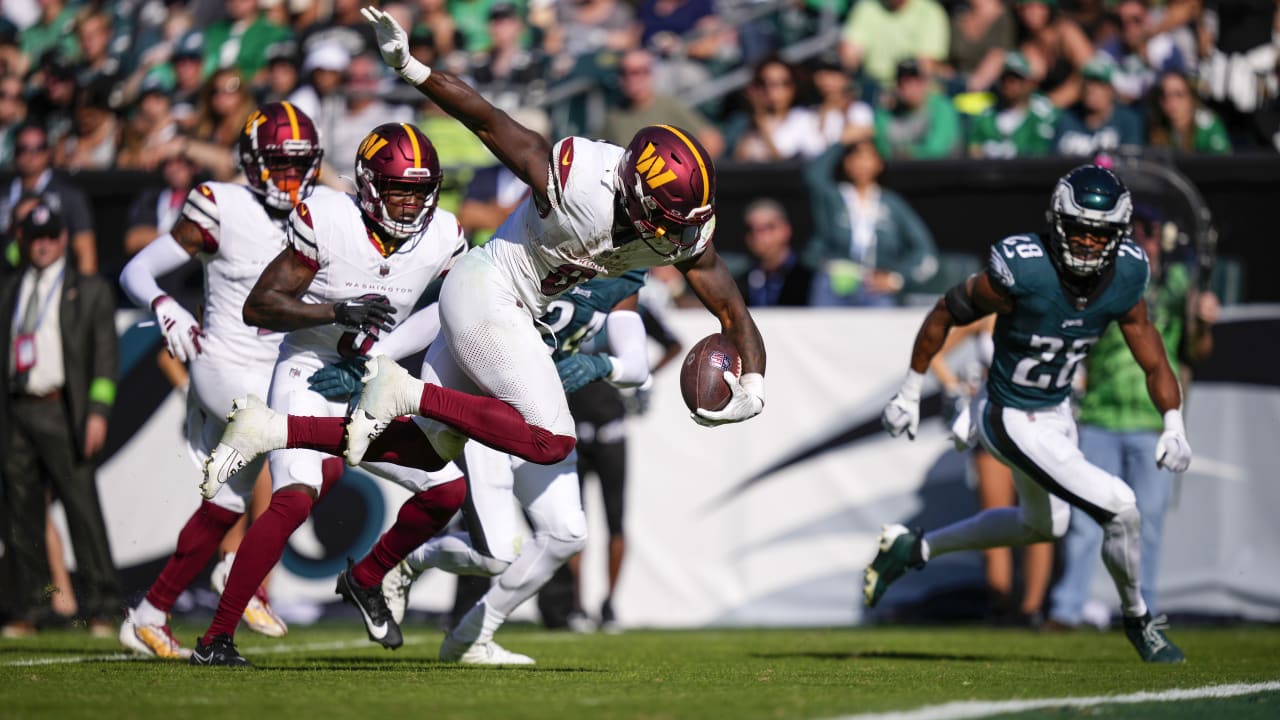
xmin=334 ymin=293 xmax=397 ymax=333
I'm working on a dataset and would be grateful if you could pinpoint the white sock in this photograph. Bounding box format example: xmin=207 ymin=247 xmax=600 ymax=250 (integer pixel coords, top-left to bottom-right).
xmin=1102 ymin=506 xmax=1148 ymax=619
xmin=136 ymin=598 xmax=166 ymax=626
xmin=449 ymin=600 xmax=505 ymax=646
xmin=926 ymin=507 xmax=1042 ymax=557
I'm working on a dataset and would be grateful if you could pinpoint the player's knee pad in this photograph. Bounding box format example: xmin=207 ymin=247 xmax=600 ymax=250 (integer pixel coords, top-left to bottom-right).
xmin=1104 ymin=504 xmax=1141 ymax=540
xmin=544 ymin=509 xmax=589 ymax=558
xmin=1017 ymin=505 xmax=1062 ymax=543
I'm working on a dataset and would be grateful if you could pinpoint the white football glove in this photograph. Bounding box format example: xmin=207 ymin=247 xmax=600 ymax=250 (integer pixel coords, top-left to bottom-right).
xmin=1155 ymin=409 xmax=1192 ymax=473
xmin=153 ymin=295 xmax=204 ymax=363
xmin=361 ymin=5 xmax=431 ymax=84
xmin=882 ymin=370 xmax=924 ymax=440
xmin=693 ymin=372 xmax=764 ymax=427
xmin=948 ymin=394 xmax=975 ymax=452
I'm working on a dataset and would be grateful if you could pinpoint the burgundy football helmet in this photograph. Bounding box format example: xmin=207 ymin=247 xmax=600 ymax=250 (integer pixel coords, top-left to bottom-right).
xmin=239 ymin=101 xmax=323 ymax=211
xmin=618 ymin=124 xmax=716 ymax=248
xmin=355 ymin=122 xmax=442 ymax=240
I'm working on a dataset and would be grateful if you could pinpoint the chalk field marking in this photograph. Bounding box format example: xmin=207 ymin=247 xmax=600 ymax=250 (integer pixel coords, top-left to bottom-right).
xmin=828 ymin=681 xmax=1280 ymax=720
xmin=3 ymin=636 xmax=421 ymax=667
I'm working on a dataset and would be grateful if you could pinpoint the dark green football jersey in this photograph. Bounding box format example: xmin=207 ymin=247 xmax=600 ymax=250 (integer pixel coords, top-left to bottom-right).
xmin=540 ymin=269 xmax=647 ymax=360
xmin=986 ymin=233 xmax=1149 ymax=410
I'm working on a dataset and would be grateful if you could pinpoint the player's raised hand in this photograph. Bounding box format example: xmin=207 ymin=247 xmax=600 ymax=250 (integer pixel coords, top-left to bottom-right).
xmin=361 ymin=6 xmax=430 ymax=83
xmin=882 ymin=370 xmax=924 ymax=440
xmin=693 ymin=372 xmax=764 ymax=427
xmin=153 ymin=295 xmax=204 ymax=363
xmin=362 ymin=6 xmax=410 ymax=69
xmin=334 ymin=293 xmax=397 ymax=333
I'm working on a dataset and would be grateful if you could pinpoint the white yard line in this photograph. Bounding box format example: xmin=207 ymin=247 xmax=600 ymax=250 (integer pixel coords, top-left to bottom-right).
xmin=2 ymin=636 xmax=421 ymax=667
xmin=828 ymin=681 xmax=1280 ymax=720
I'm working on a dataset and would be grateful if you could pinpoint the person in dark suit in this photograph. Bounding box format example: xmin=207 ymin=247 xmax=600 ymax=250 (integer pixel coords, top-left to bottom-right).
xmin=1 ymin=199 xmax=119 ymax=637
xmin=735 ymin=198 xmax=813 ymax=307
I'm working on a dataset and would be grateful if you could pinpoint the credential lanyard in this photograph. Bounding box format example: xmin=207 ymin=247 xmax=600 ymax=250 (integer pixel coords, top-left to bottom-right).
xmin=12 ymin=267 xmax=65 ymax=333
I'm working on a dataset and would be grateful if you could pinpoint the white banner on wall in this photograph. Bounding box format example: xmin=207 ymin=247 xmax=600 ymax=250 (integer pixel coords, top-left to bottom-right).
xmin=97 ymin=308 xmax=1280 ymax=627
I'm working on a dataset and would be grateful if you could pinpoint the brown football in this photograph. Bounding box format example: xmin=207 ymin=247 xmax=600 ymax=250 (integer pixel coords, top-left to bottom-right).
xmin=680 ymin=333 xmax=741 ymax=413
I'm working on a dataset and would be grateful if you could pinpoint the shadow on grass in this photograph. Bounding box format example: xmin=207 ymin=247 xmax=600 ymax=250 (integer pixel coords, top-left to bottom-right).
xmin=250 ymin=657 xmax=605 ymax=673
xmin=750 ymin=650 xmax=1071 ymax=663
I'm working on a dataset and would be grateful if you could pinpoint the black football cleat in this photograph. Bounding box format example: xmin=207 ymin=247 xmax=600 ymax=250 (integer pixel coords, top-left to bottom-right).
xmin=336 ymin=558 xmax=403 ymax=650
xmin=188 ymin=633 xmax=252 ymax=667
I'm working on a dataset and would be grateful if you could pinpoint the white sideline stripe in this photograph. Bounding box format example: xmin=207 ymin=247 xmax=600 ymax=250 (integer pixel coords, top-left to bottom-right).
xmin=2 ymin=636 xmax=421 ymax=667
xmin=828 ymin=681 xmax=1280 ymax=720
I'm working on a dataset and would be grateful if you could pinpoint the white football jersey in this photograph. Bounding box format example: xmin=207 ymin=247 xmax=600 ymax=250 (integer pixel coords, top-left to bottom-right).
xmin=180 ymin=182 xmax=344 ymax=367
xmin=481 ymin=136 xmax=714 ymax=316
xmin=284 ymin=193 xmax=467 ymax=362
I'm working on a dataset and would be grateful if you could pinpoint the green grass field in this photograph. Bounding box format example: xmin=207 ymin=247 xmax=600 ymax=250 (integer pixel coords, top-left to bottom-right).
xmin=2 ymin=622 xmax=1279 ymax=719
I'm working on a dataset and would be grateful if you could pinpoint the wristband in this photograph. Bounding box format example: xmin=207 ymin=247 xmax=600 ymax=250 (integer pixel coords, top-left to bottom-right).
xmin=740 ymin=372 xmax=765 ymax=405
xmin=900 ymin=369 xmax=925 ymax=402
xmin=151 ymin=294 xmax=171 ymax=312
xmin=397 ymin=57 xmax=431 ymax=85
xmin=1162 ymin=408 xmax=1186 ymax=437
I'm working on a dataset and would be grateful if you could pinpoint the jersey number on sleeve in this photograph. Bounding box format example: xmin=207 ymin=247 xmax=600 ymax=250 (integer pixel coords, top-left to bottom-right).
xmin=540 ymin=263 xmax=597 ymax=296
xmin=1010 ymin=335 xmax=1098 ymax=389
xmin=1001 ymin=237 xmax=1044 ymax=259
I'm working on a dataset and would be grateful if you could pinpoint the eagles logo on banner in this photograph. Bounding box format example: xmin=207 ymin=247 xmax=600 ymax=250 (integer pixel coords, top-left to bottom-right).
xmin=635 ymin=142 xmax=677 ymax=189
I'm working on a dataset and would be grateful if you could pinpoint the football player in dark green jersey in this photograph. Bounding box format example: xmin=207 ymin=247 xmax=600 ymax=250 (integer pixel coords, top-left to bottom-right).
xmin=868 ymin=166 xmax=1189 ymax=663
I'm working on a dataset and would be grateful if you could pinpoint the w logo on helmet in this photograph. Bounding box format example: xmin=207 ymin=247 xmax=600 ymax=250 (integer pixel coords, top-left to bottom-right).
xmin=635 ymin=142 xmax=678 ymax=189
xmin=359 ymin=133 xmax=390 ymax=161
xmin=243 ymin=110 xmax=265 ymax=137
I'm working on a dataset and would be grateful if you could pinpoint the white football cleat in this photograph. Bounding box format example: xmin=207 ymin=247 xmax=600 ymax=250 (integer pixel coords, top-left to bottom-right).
xmin=119 ymin=609 xmax=191 ymax=659
xmin=211 ymin=553 xmax=289 ymax=638
xmin=201 ymin=395 xmax=285 ymax=499
xmin=345 ymin=356 xmax=421 ymax=467
xmin=381 ymin=560 xmax=422 ymax=626
xmin=439 ymin=634 xmax=536 ymax=665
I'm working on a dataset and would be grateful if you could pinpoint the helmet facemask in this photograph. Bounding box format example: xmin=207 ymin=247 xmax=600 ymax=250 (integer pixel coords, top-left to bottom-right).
xmin=358 ymin=166 xmax=440 ymax=241
xmin=255 ymin=143 xmax=323 ymax=211
xmin=1053 ymin=215 xmax=1125 ymax=276
xmin=623 ymin=173 xmax=704 ymax=249
xmin=1047 ymin=166 xmax=1132 ymax=278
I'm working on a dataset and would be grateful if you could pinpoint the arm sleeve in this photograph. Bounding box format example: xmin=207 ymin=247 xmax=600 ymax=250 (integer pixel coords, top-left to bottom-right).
xmin=373 ymin=304 xmax=441 ymax=361
xmin=118 ymin=233 xmax=195 ymax=310
xmin=604 ymin=309 xmax=649 ymax=387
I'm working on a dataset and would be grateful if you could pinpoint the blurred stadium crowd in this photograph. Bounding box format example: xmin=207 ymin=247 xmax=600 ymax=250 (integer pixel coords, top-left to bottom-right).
xmin=0 ymin=0 xmax=1257 ymax=639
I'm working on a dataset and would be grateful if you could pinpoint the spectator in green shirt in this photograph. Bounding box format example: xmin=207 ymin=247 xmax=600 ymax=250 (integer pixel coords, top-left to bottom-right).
xmin=201 ymin=0 xmax=293 ymax=82
xmin=1048 ymin=205 xmax=1220 ymax=628
xmin=968 ymin=51 xmax=1060 ymax=158
xmin=873 ymin=58 xmax=961 ymax=159
xmin=1148 ymin=70 xmax=1232 ymax=154
xmin=839 ymin=0 xmax=950 ymax=90
xmin=1054 ymin=57 xmax=1144 ymax=156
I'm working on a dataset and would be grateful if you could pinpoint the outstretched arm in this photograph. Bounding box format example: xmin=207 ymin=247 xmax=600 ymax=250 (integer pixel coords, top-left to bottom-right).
xmin=363 ymin=6 xmax=551 ymax=202
xmin=884 ymin=272 xmax=1011 ymax=439
xmin=1118 ymin=298 xmax=1191 ymax=472
xmin=679 ymin=244 xmax=766 ymax=376
xmin=1118 ymin=298 xmax=1181 ymax=414
xmin=679 ymin=245 xmax=767 ymax=426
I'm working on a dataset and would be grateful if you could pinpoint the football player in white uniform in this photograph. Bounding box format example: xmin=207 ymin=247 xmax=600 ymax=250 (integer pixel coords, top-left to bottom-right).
xmin=188 ymin=122 xmax=468 ymax=667
xmin=342 ymin=8 xmax=765 ymax=472
xmin=116 ymin=102 xmax=338 ymax=658
xmin=299 ymin=271 xmax=652 ymax=664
